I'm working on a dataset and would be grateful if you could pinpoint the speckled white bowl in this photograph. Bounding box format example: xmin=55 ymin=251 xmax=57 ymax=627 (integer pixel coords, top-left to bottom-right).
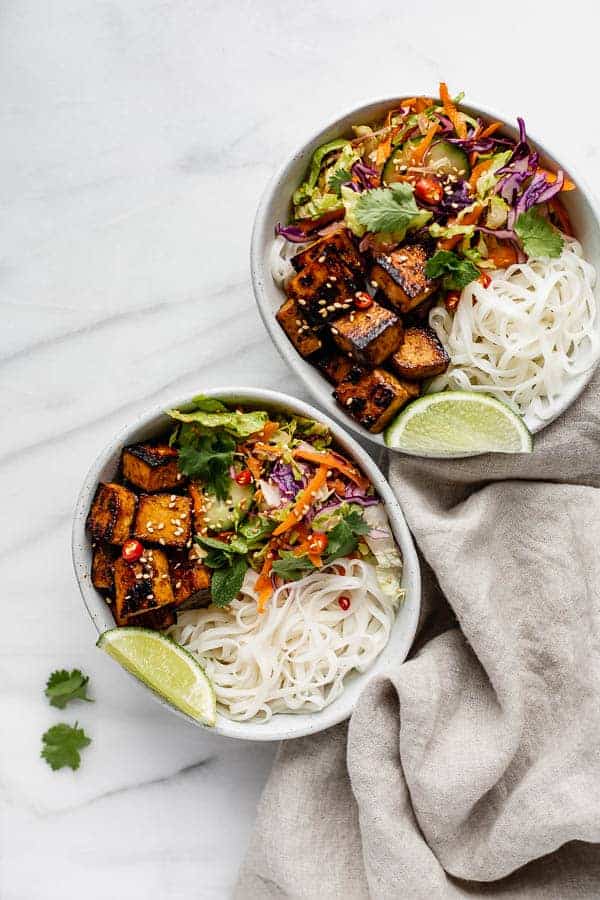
xmin=72 ymin=387 xmax=421 ymax=742
xmin=251 ymin=97 xmax=600 ymax=450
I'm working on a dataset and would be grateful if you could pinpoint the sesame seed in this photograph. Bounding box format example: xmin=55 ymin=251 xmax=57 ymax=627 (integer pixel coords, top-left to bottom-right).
xmin=176 ymin=473 xmax=182 ymax=481
xmin=298 ymin=299 xmax=307 ymax=306
xmin=157 ymin=523 xmax=165 ymax=530
xmin=147 ymin=594 xmax=154 ymax=601
xmin=175 ymin=581 xmax=182 ymax=589
xmin=333 ymin=302 xmax=342 ymax=309
xmin=295 ymin=319 xmax=302 ymax=326
xmin=346 ymin=398 xmax=353 ymax=406
xmin=330 ymin=327 xmax=338 ymax=334
xmin=170 ymin=495 xmax=177 ymax=502
xmin=159 ymin=538 xmax=166 ymax=545
xmin=135 ymin=573 xmax=143 ymax=580
xmin=330 ymin=276 xmax=337 ymax=282
xmin=396 ymin=255 xmax=407 ymax=263
xmin=325 ymin=282 xmax=332 ymax=288
xmin=168 ymin=502 xmax=176 ymax=509
xmin=145 ymin=521 xmax=153 ymax=528
xmin=370 ymin=280 xmax=378 ymax=288
xmin=318 ymin=299 xmax=326 ymax=305
xmin=140 ymin=556 xmax=147 ymax=564
xmin=318 ymin=255 xmax=326 ymax=263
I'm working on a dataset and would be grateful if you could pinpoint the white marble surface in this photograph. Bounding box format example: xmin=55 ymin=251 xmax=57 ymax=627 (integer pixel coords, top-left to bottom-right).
xmin=1 ymin=1 xmax=599 ymax=897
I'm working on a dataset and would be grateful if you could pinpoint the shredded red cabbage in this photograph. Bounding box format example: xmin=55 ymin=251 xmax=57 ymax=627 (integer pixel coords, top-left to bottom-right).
xmin=270 ymin=461 xmax=304 ymax=500
xmin=351 ymin=160 xmax=379 ymax=190
xmin=515 ymin=170 xmax=564 ymax=215
xmin=275 ymin=223 xmax=309 ymax=243
xmin=344 ymin=484 xmax=379 ymax=506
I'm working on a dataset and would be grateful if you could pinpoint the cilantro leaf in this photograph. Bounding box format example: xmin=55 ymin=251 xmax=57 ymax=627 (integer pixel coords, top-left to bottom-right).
xmin=41 ymin=723 xmax=91 ymax=771
xmin=325 ymin=506 xmax=370 ymax=562
xmin=177 ymin=430 xmax=235 ymax=500
xmin=515 ymin=208 xmax=564 ymax=259
xmin=425 ymin=250 xmax=480 ymax=290
xmin=355 ymin=183 xmax=427 ymax=235
xmin=272 ymin=551 xmax=317 ymax=581
xmin=328 ymin=168 xmax=352 ymax=197
xmin=210 ymin=556 xmax=248 ymax=607
xmin=45 ymin=669 xmax=92 ymax=709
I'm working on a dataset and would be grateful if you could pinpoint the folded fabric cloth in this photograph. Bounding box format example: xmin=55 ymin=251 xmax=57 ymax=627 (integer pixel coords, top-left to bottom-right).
xmin=236 ymin=372 xmax=600 ymax=899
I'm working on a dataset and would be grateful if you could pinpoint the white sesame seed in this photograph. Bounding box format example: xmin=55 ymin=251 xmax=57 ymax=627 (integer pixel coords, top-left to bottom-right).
xmin=170 ymin=495 xmax=177 ymax=502
xmin=330 ymin=276 xmax=337 ymax=282
xmin=318 ymin=255 xmax=326 ymax=263
xmin=159 ymin=538 xmax=166 ymax=545
xmin=157 ymin=523 xmax=165 ymax=530
xmin=330 ymin=327 xmax=339 ymax=334
xmin=175 ymin=581 xmax=182 ymax=589
xmin=370 ymin=280 xmax=378 ymax=288
xmin=147 ymin=594 xmax=154 ymax=601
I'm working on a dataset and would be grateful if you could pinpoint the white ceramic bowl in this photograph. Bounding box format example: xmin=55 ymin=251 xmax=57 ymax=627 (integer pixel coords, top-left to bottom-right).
xmin=251 ymin=97 xmax=600 ymax=449
xmin=72 ymin=387 xmax=421 ymax=742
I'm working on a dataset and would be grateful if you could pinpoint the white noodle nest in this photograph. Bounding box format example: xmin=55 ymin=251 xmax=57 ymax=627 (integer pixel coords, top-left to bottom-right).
xmin=170 ymin=558 xmax=399 ymax=722
xmin=428 ymin=237 xmax=599 ymax=421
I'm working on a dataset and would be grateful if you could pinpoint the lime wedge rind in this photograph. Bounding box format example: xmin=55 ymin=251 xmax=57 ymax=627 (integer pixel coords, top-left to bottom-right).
xmin=98 ymin=627 xmax=216 ymax=726
xmin=384 ymin=390 xmax=533 ymax=458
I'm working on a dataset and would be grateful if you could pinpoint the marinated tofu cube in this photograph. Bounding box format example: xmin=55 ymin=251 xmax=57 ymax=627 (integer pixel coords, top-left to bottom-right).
xmin=113 ymin=548 xmax=175 ymax=624
xmin=92 ymin=543 xmax=117 ymax=592
xmin=135 ymin=606 xmax=177 ymax=630
xmin=334 ymin=368 xmax=420 ymax=432
xmin=276 ymin=299 xmax=322 ymax=358
xmin=291 ymin=228 xmax=364 ymax=277
xmin=133 ymin=493 xmax=192 ymax=548
xmin=390 ymin=326 xmax=450 ymax=380
xmin=315 ymin=350 xmax=357 ymax=385
xmin=169 ymin=550 xmax=211 ymax=609
xmin=87 ymin=482 xmax=137 ymax=545
xmin=285 ymin=263 xmax=359 ymax=327
xmin=121 ymin=443 xmax=183 ymax=492
xmin=330 ymin=302 xmax=403 ymax=366
xmin=371 ymin=244 xmax=438 ymax=313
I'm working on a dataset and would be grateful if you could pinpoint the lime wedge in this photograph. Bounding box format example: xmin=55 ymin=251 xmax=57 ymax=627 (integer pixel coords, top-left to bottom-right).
xmin=97 ymin=628 xmax=216 ymax=726
xmin=384 ymin=390 xmax=533 ymax=457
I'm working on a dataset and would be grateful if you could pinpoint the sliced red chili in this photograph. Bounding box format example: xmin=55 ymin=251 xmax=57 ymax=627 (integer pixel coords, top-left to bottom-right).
xmin=235 ymin=469 xmax=253 ymax=486
xmin=444 ymin=290 xmax=461 ymax=313
xmin=308 ymin=532 xmax=328 ymax=554
xmin=479 ymin=271 xmax=492 ymax=288
xmin=338 ymin=595 xmax=351 ymax=611
xmin=354 ymin=291 xmax=373 ymax=310
xmin=414 ymin=174 xmax=443 ymax=204
xmin=122 ymin=538 xmax=143 ymax=563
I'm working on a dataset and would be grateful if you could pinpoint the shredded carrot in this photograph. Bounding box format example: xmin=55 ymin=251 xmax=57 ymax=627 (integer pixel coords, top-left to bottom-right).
xmin=256 ymin=552 xmax=274 ymax=613
xmin=468 ymin=159 xmax=494 ymax=192
xmin=401 ymin=97 xmax=417 ymax=109
xmin=548 ymin=196 xmax=574 ymax=236
xmin=292 ymin=540 xmax=322 ymax=568
xmin=272 ymin=465 xmax=328 ymax=536
xmin=415 ymin=96 xmax=431 ymax=113
xmin=438 ymin=204 xmax=483 ymax=251
xmin=292 ymin=447 xmax=368 ymax=489
xmin=439 ymin=82 xmax=467 ymax=140
xmin=536 ymin=167 xmax=576 ymax=192
xmin=469 ymin=150 xmax=479 ymax=168
xmin=246 ymin=455 xmax=262 ymax=482
xmin=479 ymin=121 xmax=504 ymax=139
xmin=252 ymin=441 xmax=282 ymax=458
xmin=410 ymin=121 xmax=440 ymax=165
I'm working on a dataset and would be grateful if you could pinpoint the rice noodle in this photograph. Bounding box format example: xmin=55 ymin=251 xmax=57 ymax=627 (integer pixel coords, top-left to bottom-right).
xmin=270 ymin=235 xmax=303 ymax=289
xmin=428 ymin=237 xmax=599 ymax=421
xmin=169 ymin=559 xmax=400 ymax=721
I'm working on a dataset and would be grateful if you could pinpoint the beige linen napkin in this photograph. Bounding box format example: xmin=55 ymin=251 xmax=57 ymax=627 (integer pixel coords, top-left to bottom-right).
xmin=236 ymin=370 xmax=600 ymax=899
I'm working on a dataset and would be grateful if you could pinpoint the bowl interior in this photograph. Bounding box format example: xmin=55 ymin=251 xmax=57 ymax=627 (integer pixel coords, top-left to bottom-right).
xmin=251 ymin=97 xmax=600 ymax=450
xmin=72 ymin=387 xmax=421 ymax=741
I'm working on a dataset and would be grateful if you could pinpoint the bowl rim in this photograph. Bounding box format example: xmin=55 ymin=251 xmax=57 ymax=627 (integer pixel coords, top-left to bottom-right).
xmin=250 ymin=93 xmax=600 ymax=452
xmin=72 ymin=386 xmax=421 ymax=742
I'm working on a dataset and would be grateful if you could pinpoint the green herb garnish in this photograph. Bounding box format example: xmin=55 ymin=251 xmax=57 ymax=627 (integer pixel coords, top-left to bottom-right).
xmin=41 ymin=723 xmax=91 ymax=771
xmin=328 ymin=168 xmax=352 ymax=197
xmin=272 ymin=551 xmax=316 ymax=581
xmin=355 ymin=183 xmax=426 ymax=235
xmin=425 ymin=250 xmax=480 ymax=290
xmin=45 ymin=669 xmax=92 ymax=709
xmin=515 ymin=208 xmax=564 ymax=259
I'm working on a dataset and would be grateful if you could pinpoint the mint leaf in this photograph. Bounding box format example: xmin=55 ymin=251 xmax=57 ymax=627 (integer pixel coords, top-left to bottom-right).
xmin=210 ymin=556 xmax=248 ymax=607
xmin=425 ymin=250 xmax=480 ymax=290
xmin=515 ymin=208 xmax=564 ymax=259
xmin=355 ymin=183 xmax=426 ymax=235
xmin=45 ymin=669 xmax=92 ymax=709
xmin=41 ymin=723 xmax=91 ymax=771
xmin=272 ymin=551 xmax=317 ymax=581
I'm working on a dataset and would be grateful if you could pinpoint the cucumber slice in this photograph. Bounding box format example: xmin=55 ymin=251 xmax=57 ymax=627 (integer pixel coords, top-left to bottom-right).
xmin=382 ymin=138 xmax=421 ymax=184
xmin=424 ymin=141 xmax=470 ymax=178
xmin=204 ymin=481 xmax=253 ymax=531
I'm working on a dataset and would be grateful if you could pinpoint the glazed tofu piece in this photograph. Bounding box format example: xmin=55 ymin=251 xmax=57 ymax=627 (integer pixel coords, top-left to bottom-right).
xmin=134 ymin=606 xmax=177 ymax=630
xmin=315 ymin=349 xmax=356 ymax=385
xmin=133 ymin=493 xmax=192 ymax=549
xmin=91 ymin=543 xmax=117 ymax=592
xmin=121 ymin=443 xmax=182 ymax=492
xmin=371 ymin=244 xmax=438 ymax=313
xmin=285 ymin=263 xmax=359 ymax=327
xmin=285 ymin=229 xmax=365 ymax=327
xmin=276 ymin=299 xmax=322 ymax=358
xmin=291 ymin=229 xmax=364 ymax=277
xmin=390 ymin=326 xmax=450 ymax=380
xmin=334 ymin=368 xmax=420 ymax=432
xmin=169 ymin=550 xmax=211 ymax=609
xmin=87 ymin=483 xmax=137 ymax=545
xmin=113 ymin=548 xmax=175 ymax=624
xmin=330 ymin=301 xmax=403 ymax=366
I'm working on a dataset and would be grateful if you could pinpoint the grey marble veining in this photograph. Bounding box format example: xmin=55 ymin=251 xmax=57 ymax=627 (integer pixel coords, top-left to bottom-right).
xmin=1 ymin=1 xmax=599 ymax=897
